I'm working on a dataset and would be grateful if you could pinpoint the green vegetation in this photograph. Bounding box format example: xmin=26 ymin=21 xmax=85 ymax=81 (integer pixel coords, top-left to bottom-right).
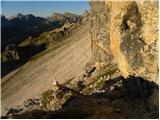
xmin=82 ymin=64 xmax=118 ymax=95
xmin=94 ymin=80 xmax=105 ymax=89
xmin=84 ymin=64 xmax=118 ymax=86
xmin=41 ymin=90 xmax=55 ymax=108
xmin=18 ymin=32 xmax=49 ymax=47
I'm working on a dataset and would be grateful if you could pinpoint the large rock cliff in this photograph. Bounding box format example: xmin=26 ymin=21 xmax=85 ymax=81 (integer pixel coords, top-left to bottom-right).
xmin=2 ymin=1 xmax=159 ymax=119
xmin=90 ymin=0 xmax=159 ymax=84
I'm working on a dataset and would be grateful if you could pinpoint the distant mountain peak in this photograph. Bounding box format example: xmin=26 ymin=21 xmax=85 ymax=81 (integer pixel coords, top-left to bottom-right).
xmin=47 ymin=12 xmax=82 ymax=22
xmin=63 ymin=12 xmax=78 ymax=16
xmin=9 ymin=13 xmax=38 ymax=20
xmin=1 ymin=15 xmax=9 ymax=25
xmin=9 ymin=13 xmax=24 ymax=20
xmin=17 ymin=13 xmax=24 ymax=16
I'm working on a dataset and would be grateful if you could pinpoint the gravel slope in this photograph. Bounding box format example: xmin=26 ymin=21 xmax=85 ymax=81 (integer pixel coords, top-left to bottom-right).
xmin=1 ymin=23 xmax=91 ymax=115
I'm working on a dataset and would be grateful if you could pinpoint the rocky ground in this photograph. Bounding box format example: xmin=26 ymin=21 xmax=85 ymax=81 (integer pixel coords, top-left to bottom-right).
xmin=1 ymin=22 xmax=91 ymax=116
xmin=1 ymin=65 xmax=159 ymax=119
xmin=1 ymin=3 xmax=159 ymax=118
xmin=1 ymin=31 xmax=159 ymax=118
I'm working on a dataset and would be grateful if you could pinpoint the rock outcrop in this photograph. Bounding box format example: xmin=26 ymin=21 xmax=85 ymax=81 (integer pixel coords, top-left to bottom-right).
xmin=2 ymin=76 xmax=158 ymax=119
xmin=1 ymin=1 xmax=159 ymax=119
xmin=46 ymin=22 xmax=81 ymax=47
xmin=47 ymin=12 xmax=82 ymax=23
xmin=90 ymin=0 xmax=158 ymax=84
xmin=1 ymin=44 xmax=20 ymax=62
xmin=82 ymin=10 xmax=90 ymax=22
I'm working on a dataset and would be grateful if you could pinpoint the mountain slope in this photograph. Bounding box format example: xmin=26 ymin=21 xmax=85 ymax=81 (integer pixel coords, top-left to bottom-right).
xmin=1 ymin=23 xmax=91 ymax=115
xmin=1 ymin=21 xmax=81 ymax=77
xmin=1 ymin=14 xmax=61 ymax=50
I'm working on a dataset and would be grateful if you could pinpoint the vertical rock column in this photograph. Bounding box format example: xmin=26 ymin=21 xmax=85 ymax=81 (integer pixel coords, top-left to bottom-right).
xmin=90 ymin=1 xmax=113 ymax=68
xmin=90 ymin=0 xmax=158 ymax=83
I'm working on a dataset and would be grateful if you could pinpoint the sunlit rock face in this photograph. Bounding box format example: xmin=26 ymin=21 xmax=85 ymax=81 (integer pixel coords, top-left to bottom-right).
xmin=90 ymin=0 xmax=158 ymax=84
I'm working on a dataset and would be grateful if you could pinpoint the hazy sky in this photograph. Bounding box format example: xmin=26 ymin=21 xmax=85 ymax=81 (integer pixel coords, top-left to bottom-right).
xmin=1 ymin=1 xmax=90 ymax=18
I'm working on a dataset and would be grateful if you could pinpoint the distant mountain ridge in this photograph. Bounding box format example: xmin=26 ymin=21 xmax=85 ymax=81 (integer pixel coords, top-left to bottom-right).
xmin=1 ymin=12 xmax=82 ymax=50
xmin=47 ymin=12 xmax=82 ymax=22
xmin=1 ymin=12 xmax=84 ymax=77
xmin=1 ymin=13 xmax=60 ymax=50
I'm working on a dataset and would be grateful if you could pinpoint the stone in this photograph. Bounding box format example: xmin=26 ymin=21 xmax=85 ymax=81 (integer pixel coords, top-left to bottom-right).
xmin=148 ymin=88 xmax=159 ymax=107
xmin=114 ymin=108 xmax=121 ymax=113
xmin=6 ymin=107 xmax=23 ymax=117
xmin=24 ymin=98 xmax=40 ymax=108
xmin=90 ymin=0 xmax=158 ymax=84
xmin=112 ymin=99 xmax=124 ymax=105
xmin=85 ymin=62 xmax=96 ymax=75
xmin=1 ymin=44 xmax=20 ymax=62
xmin=82 ymin=10 xmax=90 ymax=22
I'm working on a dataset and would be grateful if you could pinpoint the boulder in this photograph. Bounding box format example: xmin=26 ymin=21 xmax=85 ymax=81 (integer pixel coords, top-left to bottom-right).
xmin=148 ymin=88 xmax=159 ymax=107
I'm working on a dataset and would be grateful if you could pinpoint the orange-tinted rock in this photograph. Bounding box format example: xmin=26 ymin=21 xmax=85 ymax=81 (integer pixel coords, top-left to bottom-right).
xmin=90 ymin=0 xmax=158 ymax=84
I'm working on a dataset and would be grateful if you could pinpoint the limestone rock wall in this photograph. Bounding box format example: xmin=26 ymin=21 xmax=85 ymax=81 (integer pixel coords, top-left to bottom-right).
xmin=90 ymin=0 xmax=159 ymax=84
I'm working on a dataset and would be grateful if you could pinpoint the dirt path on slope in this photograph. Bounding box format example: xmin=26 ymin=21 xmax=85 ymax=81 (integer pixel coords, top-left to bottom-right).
xmin=1 ymin=24 xmax=91 ymax=115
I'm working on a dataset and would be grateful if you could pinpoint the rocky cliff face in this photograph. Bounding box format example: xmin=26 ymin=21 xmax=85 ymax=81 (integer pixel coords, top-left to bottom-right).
xmin=90 ymin=0 xmax=158 ymax=84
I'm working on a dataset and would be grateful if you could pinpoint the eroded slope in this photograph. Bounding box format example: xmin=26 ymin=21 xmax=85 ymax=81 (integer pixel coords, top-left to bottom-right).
xmin=1 ymin=23 xmax=91 ymax=115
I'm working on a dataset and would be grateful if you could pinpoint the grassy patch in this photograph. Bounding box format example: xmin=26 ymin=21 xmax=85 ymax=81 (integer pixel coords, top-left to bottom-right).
xmin=41 ymin=90 xmax=55 ymax=108
xmin=82 ymin=87 xmax=93 ymax=95
xmin=84 ymin=64 xmax=118 ymax=87
xmin=94 ymin=80 xmax=105 ymax=89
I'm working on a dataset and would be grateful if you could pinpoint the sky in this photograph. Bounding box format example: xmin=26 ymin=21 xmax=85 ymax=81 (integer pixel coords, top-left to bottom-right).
xmin=1 ymin=1 xmax=90 ymax=18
